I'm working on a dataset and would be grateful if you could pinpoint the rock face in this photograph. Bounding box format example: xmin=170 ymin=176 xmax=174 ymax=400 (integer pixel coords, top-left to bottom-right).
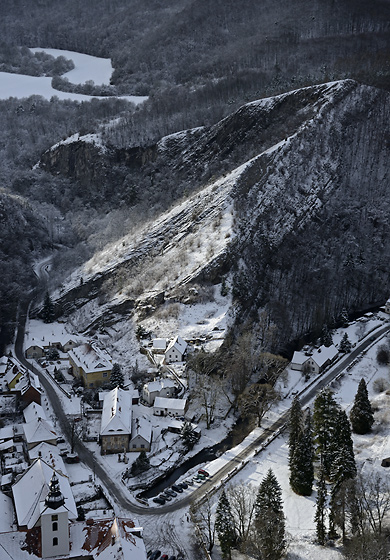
xmin=42 ymin=80 xmax=390 ymax=348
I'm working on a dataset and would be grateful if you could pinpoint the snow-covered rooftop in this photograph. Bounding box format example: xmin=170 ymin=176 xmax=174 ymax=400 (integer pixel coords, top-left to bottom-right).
xmin=28 ymin=442 xmax=67 ymax=475
xmin=12 ymin=458 xmax=77 ymax=529
xmin=100 ymin=387 xmax=132 ymax=436
xmin=23 ymin=402 xmax=47 ymax=423
xmin=154 ymin=397 xmax=187 ymax=411
xmin=311 ymin=344 xmax=338 ymax=367
xmin=166 ymin=335 xmax=187 ymax=355
xmin=69 ymin=342 xmax=112 ymax=373
xmin=131 ymin=417 xmax=152 ymax=443
xmin=153 ymin=338 xmax=167 ymax=350
xmin=23 ymin=417 xmax=57 ymax=446
xmin=144 ymin=378 xmax=176 ymax=393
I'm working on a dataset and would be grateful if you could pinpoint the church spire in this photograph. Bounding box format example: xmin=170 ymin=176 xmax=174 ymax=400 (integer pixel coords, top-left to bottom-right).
xmin=45 ymin=472 xmax=65 ymax=510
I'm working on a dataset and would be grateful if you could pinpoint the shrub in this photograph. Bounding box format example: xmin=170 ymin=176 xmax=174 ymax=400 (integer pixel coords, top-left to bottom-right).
xmin=373 ymin=377 xmax=389 ymax=393
xmin=376 ymin=345 xmax=390 ymax=365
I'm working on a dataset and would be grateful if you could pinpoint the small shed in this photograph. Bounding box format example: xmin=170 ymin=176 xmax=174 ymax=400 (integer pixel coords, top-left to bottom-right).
xmin=153 ymin=397 xmax=187 ymax=417
xmin=381 ymin=457 xmax=390 ymax=467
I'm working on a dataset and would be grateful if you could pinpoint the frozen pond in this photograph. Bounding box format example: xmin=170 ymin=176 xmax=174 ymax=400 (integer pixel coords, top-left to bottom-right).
xmin=0 ymin=47 xmax=147 ymax=104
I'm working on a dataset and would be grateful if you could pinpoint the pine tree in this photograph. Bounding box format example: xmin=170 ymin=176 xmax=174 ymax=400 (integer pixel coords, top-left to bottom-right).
xmin=180 ymin=420 xmax=199 ymax=451
xmin=130 ymin=450 xmax=150 ymax=476
xmin=290 ymin=410 xmax=314 ymax=496
xmin=110 ymin=362 xmax=124 ymax=388
xmin=330 ymin=409 xmax=357 ymax=485
xmin=313 ymin=388 xmax=339 ymax=476
xmin=339 ymin=308 xmax=349 ymax=328
xmin=253 ymin=469 xmax=286 ymax=560
xmin=315 ymin=467 xmax=327 ymax=545
xmin=349 ymin=378 xmax=374 ymax=434
xmin=42 ymin=291 xmax=54 ymax=323
xmin=215 ymin=489 xmax=236 ymax=559
xmin=339 ymin=333 xmax=352 ymax=353
xmin=288 ymin=395 xmax=303 ymax=461
xmin=321 ymin=325 xmax=333 ymax=347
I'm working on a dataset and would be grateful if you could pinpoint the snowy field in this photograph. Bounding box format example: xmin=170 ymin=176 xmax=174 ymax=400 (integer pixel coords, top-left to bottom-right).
xmin=0 ymin=47 xmax=147 ymax=103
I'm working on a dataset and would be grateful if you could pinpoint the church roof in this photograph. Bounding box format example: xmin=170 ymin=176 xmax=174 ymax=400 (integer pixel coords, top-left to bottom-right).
xmin=12 ymin=458 xmax=77 ymax=529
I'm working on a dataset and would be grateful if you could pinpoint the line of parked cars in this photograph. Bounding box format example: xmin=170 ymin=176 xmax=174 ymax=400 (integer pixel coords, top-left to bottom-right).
xmin=152 ymin=469 xmax=210 ymax=505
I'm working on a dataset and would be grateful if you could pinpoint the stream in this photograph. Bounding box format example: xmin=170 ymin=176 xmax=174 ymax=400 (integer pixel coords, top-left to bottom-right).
xmin=140 ymin=416 xmax=250 ymax=498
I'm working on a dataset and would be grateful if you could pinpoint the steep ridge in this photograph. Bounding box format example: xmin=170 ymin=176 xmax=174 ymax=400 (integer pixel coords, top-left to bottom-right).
xmin=45 ymin=80 xmax=390 ymax=347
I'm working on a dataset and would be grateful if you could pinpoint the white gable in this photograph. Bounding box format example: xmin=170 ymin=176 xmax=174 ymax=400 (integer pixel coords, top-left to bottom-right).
xmin=12 ymin=458 xmax=77 ymax=529
xmin=100 ymin=387 xmax=132 ymax=436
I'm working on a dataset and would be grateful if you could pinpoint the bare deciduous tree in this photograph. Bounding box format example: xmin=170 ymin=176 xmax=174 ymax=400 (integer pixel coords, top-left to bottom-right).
xmin=238 ymin=383 xmax=280 ymax=427
xmin=190 ymin=496 xmax=216 ymax=553
xmin=226 ymin=482 xmax=256 ymax=546
xmin=354 ymin=472 xmax=390 ymax=536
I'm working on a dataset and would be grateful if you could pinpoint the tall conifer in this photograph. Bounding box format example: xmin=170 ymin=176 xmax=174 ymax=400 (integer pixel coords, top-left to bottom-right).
xmin=215 ymin=489 xmax=236 ymax=559
xmin=313 ymin=388 xmax=339 ymax=476
xmin=253 ymin=469 xmax=286 ymax=560
xmin=349 ymin=378 xmax=374 ymax=434
xmin=290 ymin=410 xmax=314 ymax=495
xmin=315 ymin=467 xmax=327 ymax=545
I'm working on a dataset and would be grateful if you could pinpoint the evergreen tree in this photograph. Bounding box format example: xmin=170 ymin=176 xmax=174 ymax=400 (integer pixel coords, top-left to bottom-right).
xmin=314 ymin=467 xmax=327 ymax=545
xmin=330 ymin=409 xmax=357 ymax=485
xmin=320 ymin=325 xmax=333 ymax=347
xmin=130 ymin=450 xmax=150 ymax=476
xmin=339 ymin=332 xmax=352 ymax=353
xmin=350 ymin=378 xmax=374 ymax=434
xmin=339 ymin=308 xmax=349 ymax=328
xmin=313 ymin=388 xmax=339 ymax=476
xmin=253 ymin=469 xmax=286 ymax=560
xmin=288 ymin=395 xmax=303 ymax=462
xmin=110 ymin=362 xmax=125 ymax=388
xmin=42 ymin=291 xmax=54 ymax=323
xmin=290 ymin=410 xmax=314 ymax=496
xmin=180 ymin=420 xmax=199 ymax=451
xmin=215 ymin=489 xmax=236 ymax=559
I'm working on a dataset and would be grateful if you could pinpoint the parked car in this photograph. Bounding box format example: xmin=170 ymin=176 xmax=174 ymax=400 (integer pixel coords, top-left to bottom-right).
xmin=153 ymin=497 xmax=165 ymax=505
xmin=198 ymin=469 xmax=210 ymax=477
xmin=165 ymin=488 xmax=177 ymax=497
xmin=150 ymin=551 xmax=161 ymax=560
xmin=168 ymin=556 xmax=176 ymax=560
xmin=193 ymin=475 xmax=204 ymax=483
xmin=178 ymin=481 xmax=188 ymax=489
xmin=161 ymin=492 xmax=172 ymax=501
xmin=172 ymin=484 xmax=183 ymax=493
xmin=161 ymin=555 xmax=168 ymax=560
xmin=196 ymin=473 xmax=206 ymax=480
xmin=65 ymin=454 xmax=79 ymax=463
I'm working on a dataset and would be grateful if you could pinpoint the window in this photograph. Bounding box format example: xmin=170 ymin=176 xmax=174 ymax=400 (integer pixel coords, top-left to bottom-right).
xmin=51 ymin=515 xmax=58 ymax=521
xmin=103 ymin=372 xmax=108 ymax=377
xmin=53 ymin=537 xmax=58 ymax=546
xmin=141 ymin=444 xmax=145 ymax=448
xmin=52 ymin=522 xmax=58 ymax=531
xmin=132 ymin=444 xmax=136 ymax=448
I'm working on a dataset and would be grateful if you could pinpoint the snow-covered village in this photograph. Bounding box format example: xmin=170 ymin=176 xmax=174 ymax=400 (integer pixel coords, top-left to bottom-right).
xmin=1 ymin=289 xmax=390 ymax=560
xmin=1 ymin=3 xmax=390 ymax=560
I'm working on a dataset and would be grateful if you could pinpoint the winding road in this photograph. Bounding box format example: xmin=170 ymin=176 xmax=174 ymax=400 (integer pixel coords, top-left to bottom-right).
xmin=15 ymin=283 xmax=390 ymax=518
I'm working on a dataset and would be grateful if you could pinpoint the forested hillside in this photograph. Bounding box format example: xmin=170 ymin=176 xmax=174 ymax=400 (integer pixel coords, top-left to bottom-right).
xmin=40 ymin=81 xmax=390 ymax=354
xmin=0 ymin=0 xmax=389 ymax=145
xmin=0 ymin=1 xmax=389 ymax=355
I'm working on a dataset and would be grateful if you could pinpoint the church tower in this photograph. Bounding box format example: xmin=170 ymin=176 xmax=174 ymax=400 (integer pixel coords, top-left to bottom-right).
xmin=40 ymin=472 xmax=70 ymax=558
